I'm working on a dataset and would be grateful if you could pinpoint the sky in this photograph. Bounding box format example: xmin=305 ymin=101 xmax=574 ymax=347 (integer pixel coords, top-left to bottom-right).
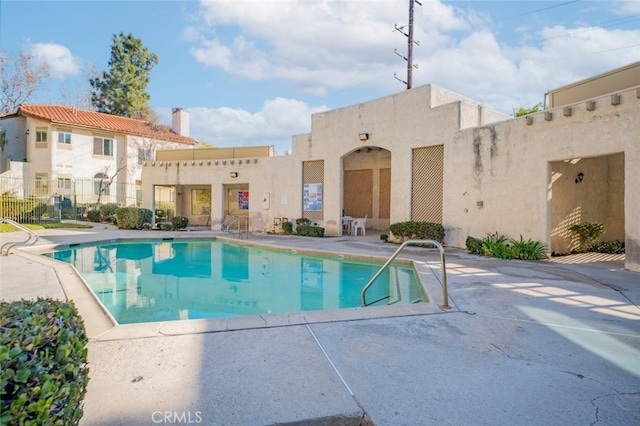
xmin=1 ymin=0 xmax=639 ymax=154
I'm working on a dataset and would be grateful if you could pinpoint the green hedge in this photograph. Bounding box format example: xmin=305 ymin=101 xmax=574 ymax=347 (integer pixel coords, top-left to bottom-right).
xmin=98 ymin=203 xmax=119 ymax=223
xmin=114 ymin=207 xmax=152 ymax=229
xmin=295 ymin=225 xmax=325 ymax=237
xmin=0 ymin=298 xmax=89 ymax=425
xmin=86 ymin=210 xmax=101 ymax=223
xmin=170 ymin=216 xmax=188 ymax=230
xmin=389 ymin=221 xmax=445 ymax=243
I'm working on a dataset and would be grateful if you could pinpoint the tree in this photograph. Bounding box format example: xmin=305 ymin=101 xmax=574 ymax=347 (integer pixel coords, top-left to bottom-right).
xmin=90 ymin=32 xmax=158 ymax=118
xmin=0 ymin=50 xmax=50 ymax=114
xmin=513 ymin=102 xmax=543 ymax=117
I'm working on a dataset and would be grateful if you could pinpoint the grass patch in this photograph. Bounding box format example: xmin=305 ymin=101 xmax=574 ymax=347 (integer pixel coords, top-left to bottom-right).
xmin=0 ymin=222 xmax=93 ymax=233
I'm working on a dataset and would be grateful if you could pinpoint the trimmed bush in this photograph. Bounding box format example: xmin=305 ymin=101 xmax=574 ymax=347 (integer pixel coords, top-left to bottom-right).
xmin=98 ymin=203 xmax=119 ymax=222
xmin=380 ymin=234 xmax=389 ymax=243
xmin=86 ymin=209 xmax=101 ymax=223
xmin=114 ymin=207 xmax=152 ymax=229
xmin=588 ymin=240 xmax=625 ymax=254
xmin=159 ymin=223 xmax=172 ymax=231
xmin=281 ymin=221 xmax=293 ymax=235
xmin=295 ymin=218 xmax=311 ymax=227
xmin=389 ymin=221 xmax=445 ymax=243
xmin=170 ymin=216 xmax=188 ymax=230
xmin=295 ymin=225 xmax=325 ymax=237
xmin=0 ymin=298 xmax=89 ymax=425
xmin=465 ymin=236 xmax=483 ymax=255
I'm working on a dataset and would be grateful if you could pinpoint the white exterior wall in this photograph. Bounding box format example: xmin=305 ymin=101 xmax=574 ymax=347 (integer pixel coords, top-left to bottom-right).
xmin=143 ymin=84 xmax=639 ymax=271
xmin=142 ymin=155 xmax=303 ymax=230
xmin=0 ymin=116 xmax=27 ymax=173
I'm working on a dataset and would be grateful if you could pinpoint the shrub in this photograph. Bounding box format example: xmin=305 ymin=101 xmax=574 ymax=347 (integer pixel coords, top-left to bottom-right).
xmin=295 ymin=225 xmax=325 ymax=237
xmin=465 ymin=236 xmax=483 ymax=255
xmin=170 ymin=216 xmax=189 ymax=230
xmin=588 ymin=240 xmax=625 ymax=254
xmin=509 ymin=235 xmax=549 ymax=260
xmin=155 ymin=201 xmax=175 ymax=220
xmin=86 ymin=209 xmax=101 ymax=223
xmin=99 ymin=203 xmax=119 ymax=222
xmin=295 ymin=218 xmax=311 ymax=226
xmin=281 ymin=221 xmax=293 ymax=235
xmin=568 ymin=222 xmax=605 ymax=252
xmin=389 ymin=221 xmax=445 ymax=243
xmin=0 ymin=195 xmax=46 ymax=222
xmin=380 ymin=234 xmax=389 ymax=243
xmin=466 ymin=232 xmax=548 ymax=261
xmin=481 ymin=232 xmax=511 ymax=258
xmin=0 ymin=298 xmax=89 ymax=425
xmin=114 ymin=207 xmax=152 ymax=229
xmin=159 ymin=223 xmax=172 ymax=231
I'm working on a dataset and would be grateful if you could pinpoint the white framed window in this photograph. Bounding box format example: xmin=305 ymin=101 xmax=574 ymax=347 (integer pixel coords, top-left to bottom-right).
xmin=35 ymin=173 xmax=49 ymax=195
xmin=57 ymin=130 xmax=71 ymax=144
xmin=93 ymin=137 xmax=114 ymax=156
xmin=35 ymin=128 xmax=48 ymax=148
xmin=93 ymin=172 xmax=110 ymax=195
xmin=57 ymin=177 xmax=72 ymax=190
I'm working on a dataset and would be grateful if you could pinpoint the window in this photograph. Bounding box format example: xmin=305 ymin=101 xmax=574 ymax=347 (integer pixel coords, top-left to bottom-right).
xmin=35 ymin=128 xmax=48 ymax=148
xmin=57 ymin=177 xmax=72 ymax=190
xmin=137 ymin=148 xmax=153 ymax=164
xmin=35 ymin=173 xmax=48 ymax=195
xmin=57 ymin=131 xmax=71 ymax=144
xmin=93 ymin=173 xmax=110 ymax=196
xmin=93 ymin=137 xmax=114 ymax=156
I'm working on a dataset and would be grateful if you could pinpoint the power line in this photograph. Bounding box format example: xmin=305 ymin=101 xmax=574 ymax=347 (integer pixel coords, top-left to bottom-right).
xmin=510 ymin=0 xmax=581 ymax=18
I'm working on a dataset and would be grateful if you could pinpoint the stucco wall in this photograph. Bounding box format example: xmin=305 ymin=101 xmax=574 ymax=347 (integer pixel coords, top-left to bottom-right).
xmin=144 ymin=83 xmax=640 ymax=271
xmin=0 ymin=116 xmax=27 ymax=174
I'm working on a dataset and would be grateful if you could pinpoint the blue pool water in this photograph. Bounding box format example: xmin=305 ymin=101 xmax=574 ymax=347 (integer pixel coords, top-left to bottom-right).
xmin=43 ymin=239 xmax=426 ymax=324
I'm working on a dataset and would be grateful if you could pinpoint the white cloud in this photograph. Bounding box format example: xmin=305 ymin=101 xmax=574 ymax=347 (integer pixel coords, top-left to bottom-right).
xmin=186 ymin=0 xmax=640 ymax=116
xmin=158 ymin=98 xmax=328 ymax=154
xmin=613 ymin=0 xmax=640 ymax=15
xmin=29 ymin=43 xmax=81 ymax=79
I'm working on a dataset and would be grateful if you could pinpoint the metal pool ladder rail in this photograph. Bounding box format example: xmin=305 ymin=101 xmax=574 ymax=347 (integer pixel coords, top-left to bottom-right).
xmin=361 ymin=239 xmax=450 ymax=309
xmin=221 ymin=215 xmax=249 ymax=239
xmin=1 ymin=218 xmax=39 ymax=255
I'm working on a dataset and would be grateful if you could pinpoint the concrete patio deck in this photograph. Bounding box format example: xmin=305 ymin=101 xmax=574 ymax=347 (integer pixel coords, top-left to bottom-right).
xmin=1 ymin=225 xmax=639 ymax=425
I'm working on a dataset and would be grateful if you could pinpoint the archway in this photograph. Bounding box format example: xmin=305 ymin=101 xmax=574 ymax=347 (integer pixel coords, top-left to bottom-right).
xmin=342 ymin=146 xmax=391 ymax=233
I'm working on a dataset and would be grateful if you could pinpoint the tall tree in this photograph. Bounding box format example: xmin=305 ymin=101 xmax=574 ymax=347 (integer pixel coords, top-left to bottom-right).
xmin=0 ymin=50 xmax=50 ymax=114
xmin=90 ymin=32 xmax=158 ymax=118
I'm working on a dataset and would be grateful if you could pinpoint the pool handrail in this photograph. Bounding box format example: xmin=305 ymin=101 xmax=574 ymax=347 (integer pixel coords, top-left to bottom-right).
xmin=361 ymin=239 xmax=450 ymax=309
xmin=221 ymin=215 xmax=249 ymax=239
xmin=1 ymin=218 xmax=39 ymax=256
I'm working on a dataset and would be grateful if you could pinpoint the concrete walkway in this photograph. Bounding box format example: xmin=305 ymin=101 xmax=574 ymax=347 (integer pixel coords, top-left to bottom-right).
xmin=1 ymin=225 xmax=639 ymax=425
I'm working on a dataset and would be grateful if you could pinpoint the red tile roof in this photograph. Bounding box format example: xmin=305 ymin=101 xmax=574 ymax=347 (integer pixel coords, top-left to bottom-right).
xmin=17 ymin=105 xmax=196 ymax=145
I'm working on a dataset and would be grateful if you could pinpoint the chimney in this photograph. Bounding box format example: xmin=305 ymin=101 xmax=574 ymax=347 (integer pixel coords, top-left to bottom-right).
xmin=171 ymin=108 xmax=190 ymax=137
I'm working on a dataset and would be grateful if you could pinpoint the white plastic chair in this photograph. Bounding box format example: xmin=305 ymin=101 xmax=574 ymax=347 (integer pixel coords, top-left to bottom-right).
xmin=351 ymin=214 xmax=367 ymax=236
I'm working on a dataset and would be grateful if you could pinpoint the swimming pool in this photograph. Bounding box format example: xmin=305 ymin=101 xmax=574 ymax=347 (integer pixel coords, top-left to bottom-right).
xmin=43 ymin=239 xmax=427 ymax=324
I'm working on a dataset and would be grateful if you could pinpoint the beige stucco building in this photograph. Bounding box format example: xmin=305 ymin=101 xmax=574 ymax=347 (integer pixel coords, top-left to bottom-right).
xmin=142 ymin=63 xmax=640 ymax=271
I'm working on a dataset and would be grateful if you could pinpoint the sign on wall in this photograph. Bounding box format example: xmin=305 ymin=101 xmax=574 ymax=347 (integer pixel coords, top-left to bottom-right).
xmin=238 ymin=190 xmax=249 ymax=210
xmin=303 ymin=183 xmax=323 ymax=211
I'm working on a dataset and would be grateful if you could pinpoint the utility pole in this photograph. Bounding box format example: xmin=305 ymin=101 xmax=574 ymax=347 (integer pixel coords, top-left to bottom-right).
xmin=394 ymin=0 xmax=421 ymax=89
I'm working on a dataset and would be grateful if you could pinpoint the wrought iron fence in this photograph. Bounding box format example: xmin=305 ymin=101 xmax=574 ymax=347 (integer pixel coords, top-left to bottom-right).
xmin=0 ymin=176 xmax=140 ymax=224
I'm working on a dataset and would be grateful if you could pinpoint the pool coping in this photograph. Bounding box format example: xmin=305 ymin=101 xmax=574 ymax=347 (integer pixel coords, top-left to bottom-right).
xmin=19 ymin=235 xmax=450 ymax=341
